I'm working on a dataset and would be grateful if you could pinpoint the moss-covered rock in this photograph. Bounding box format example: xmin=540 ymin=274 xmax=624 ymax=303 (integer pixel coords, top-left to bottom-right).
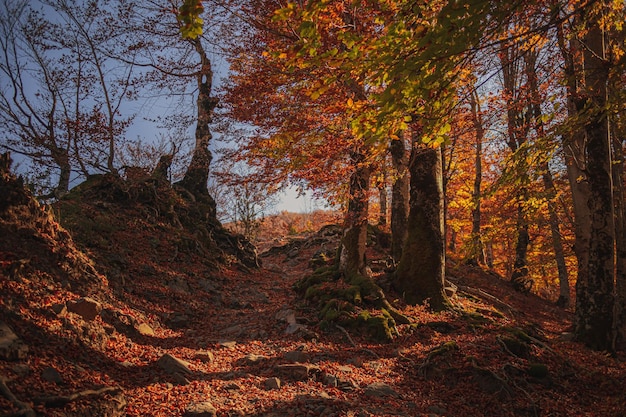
xmin=356 ymin=309 xmax=397 ymax=342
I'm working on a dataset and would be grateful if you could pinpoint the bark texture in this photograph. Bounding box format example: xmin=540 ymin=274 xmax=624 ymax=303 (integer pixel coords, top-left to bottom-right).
xmin=179 ymin=38 xmax=218 ymax=214
xmin=573 ymin=9 xmax=615 ymax=351
xmin=339 ymin=152 xmax=371 ymax=277
xmin=389 ymin=138 xmax=410 ymax=262
xmin=394 ymin=145 xmax=448 ymax=310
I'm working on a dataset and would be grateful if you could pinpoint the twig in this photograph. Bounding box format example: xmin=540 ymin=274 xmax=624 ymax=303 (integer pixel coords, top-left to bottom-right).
xmin=335 ymin=324 xmax=356 ymax=347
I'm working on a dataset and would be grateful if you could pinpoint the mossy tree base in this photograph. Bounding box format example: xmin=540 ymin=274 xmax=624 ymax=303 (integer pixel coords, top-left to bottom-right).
xmin=295 ymin=263 xmax=410 ymax=343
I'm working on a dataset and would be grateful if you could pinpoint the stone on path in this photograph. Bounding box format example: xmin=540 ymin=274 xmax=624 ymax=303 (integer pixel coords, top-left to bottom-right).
xmin=184 ymin=401 xmax=216 ymax=417
xmin=157 ymin=353 xmax=192 ymax=375
xmin=67 ymin=297 xmax=102 ymax=321
xmin=363 ymin=382 xmax=400 ymax=398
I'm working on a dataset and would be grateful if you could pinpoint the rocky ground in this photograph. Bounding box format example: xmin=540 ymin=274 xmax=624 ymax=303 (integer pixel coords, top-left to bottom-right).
xmin=1 ymin=159 xmax=625 ymax=417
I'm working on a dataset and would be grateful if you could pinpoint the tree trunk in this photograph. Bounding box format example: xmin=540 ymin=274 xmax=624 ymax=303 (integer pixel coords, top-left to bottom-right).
xmin=556 ymin=15 xmax=592 ymax=313
xmin=394 ymin=144 xmax=448 ymax=310
xmin=389 ymin=138 xmax=410 ymax=262
xmin=339 ymin=151 xmax=371 ymax=277
xmin=377 ymin=171 xmax=388 ymax=227
xmin=612 ymin=126 xmax=626 ymax=348
xmin=467 ymin=88 xmax=484 ymax=266
xmin=574 ymin=9 xmax=615 ymax=351
xmin=510 ymin=199 xmax=531 ymax=292
xmin=180 ymin=38 xmax=218 ymax=209
xmin=524 ymin=47 xmax=570 ymax=305
xmin=542 ymin=165 xmax=570 ymax=307
xmin=500 ymin=43 xmax=531 ymax=292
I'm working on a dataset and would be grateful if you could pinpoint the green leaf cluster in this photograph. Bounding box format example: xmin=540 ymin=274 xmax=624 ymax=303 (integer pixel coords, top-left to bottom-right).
xmin=178 ymin=0 xmax=204 ymax=39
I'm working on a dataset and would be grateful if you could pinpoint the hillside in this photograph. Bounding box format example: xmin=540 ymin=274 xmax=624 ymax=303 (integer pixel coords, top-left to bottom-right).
xmin=1 ymin=161 xmax=626 ymax=417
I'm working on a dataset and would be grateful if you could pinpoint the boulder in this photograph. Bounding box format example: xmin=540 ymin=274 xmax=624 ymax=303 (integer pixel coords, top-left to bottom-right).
xmin=157 ymin=353 xmax=192 ymax=375
xmin=67 ymin=297 xmax=102 ymax=321
xmin=184 ymin=401 xmax=216 ymax=417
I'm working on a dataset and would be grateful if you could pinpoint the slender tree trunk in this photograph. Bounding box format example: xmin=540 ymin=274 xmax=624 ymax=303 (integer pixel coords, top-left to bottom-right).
xmin=500 ymin=43 xmax=531 ymax=292
xmin=510 ymin=199 xmax=531 ymax=292
xmin=377 ymin=171 xmax=388 ymax=227
xmin=574 ymin=9 xmax=615 ymax=351
xmin=556 ymin=16 xmax=592 ymax=313
xmin=467 ymin=88 xmax=484 ymax=266
xmin=542 ymin=165 xmax=570 ymax=306
xmin=180 ymin=38 xmax=218 ymax=208
xmin=612 ymin=128 xmax=626 ymax=348
xmin=525 ymin=48 xmax=570 ymax=305
xmin=394 ymin=144 xmax=448 ymax=310
xmin=389 ymin=138 xmax=409 ymax=262
xmin=339 ymin=151 xmax=371 ymax=277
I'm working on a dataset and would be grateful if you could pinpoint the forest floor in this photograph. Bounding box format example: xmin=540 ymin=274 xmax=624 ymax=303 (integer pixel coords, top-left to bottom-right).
xmin=1 ymin=172 xmax=626 ymax=417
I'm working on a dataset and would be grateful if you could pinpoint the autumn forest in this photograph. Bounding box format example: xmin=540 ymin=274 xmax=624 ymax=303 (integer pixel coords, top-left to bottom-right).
xmin=1 ymin=0 xmax=626 ymax=416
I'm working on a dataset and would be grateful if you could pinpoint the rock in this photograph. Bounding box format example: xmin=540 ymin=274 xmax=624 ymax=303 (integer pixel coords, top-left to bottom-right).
xmin=428 ymin=405 xmax=448 ymax=415
xmin=323 ymin=374 xmax=338 ymax=387
xmin=194 ymin=351 xmax=214 ymax=363
xmin=173 ymin=372 xmax=191 ymax=385
xmin=285 ymin=323 xmax=308 ymax=335
xmin=275 ymin=309 xmax=297 ymax=325
xmin=283 ymin=350 xmax=308 ymax=363
xmin=275 ymin=363 xmax=321 ymax=381
xmin=11 ymin=364 xmax=30 ymax=377
xmin=184 ymin=401 xmax=216 ymax=417
xmin=67 ymin=297 xmax=102 ymax=321
xmin=41 ymin=366 xmax=64 ymax=384
xmin=338 ymin=378 xmax=359 ymax=391
xmin=264 ymin=377 xmax=281 ymax=390
xmin=136 ymin=323 xmax=155 ymax=336
xmin=219 ymin=340 xmax=237 ymax=349
xmin=157 ymin=353 xmax=192 ymax=375
xmin=363 ymin=382 xmax=400 ymax=398
xmin=224 ymin=382 xmax=241 ymax=390
xmin=168 ymin=313 xmax=190 ymax=329
xmin=51 ymin=303 xmax=67 ymax=316
xmin=240 ymin=353 xmax=266 ymax=365
xmin=0 ymin=322 xmax=28 ymax=360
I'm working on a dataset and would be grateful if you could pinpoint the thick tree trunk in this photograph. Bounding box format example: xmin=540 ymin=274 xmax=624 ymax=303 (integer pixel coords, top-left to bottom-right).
xmin=389 ymin=138 xmax=409 ymax=262
xmin=180 ymin=38 xmax=218 ymax=211
xmin=394 ymin=145 xmax=448 ymax=310
xmin=339 ymin=151 xmax=371 ymax=277
xmin=574 ymin=11 xmax=615 ymax=351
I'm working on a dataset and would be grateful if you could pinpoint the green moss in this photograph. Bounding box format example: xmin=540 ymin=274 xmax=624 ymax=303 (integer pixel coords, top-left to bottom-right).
xmin=527 ymin=363 xmax=549 ymax=378
xmin=500 ymin=335 xmax=531 ymax=358
xmin=356 ymin=309 xmax=397 ymax=342
xmin=427 ymin=341 xmax=459 ymax=358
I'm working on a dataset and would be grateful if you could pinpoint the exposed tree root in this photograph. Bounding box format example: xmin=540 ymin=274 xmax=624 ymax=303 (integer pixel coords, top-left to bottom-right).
xmin=0 ymin=375 xmax=35 ymax=417
xmin=456 ymin=284 xmax=516 ymax=317
xmin=33 ymin=385 xmax=123 ymax=408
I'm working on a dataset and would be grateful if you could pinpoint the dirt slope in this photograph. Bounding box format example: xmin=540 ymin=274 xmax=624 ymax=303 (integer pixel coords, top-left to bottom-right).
xmin=1 ymin=161 xmax=625 ymax=417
